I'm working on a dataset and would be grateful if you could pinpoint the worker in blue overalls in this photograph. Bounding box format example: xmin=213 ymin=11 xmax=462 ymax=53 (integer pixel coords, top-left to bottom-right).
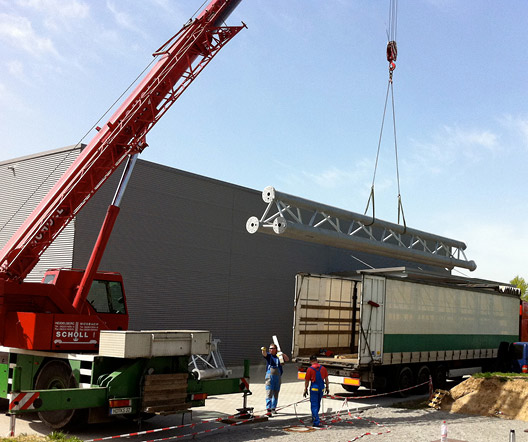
xmin=303 ymin=355 xmax=329 ymax=427
xmin=261 ymin=343 xmax=289 ymax=414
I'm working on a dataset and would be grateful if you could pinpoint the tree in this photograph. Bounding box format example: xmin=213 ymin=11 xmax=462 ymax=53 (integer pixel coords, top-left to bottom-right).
xmin=510 ymin=275 xmax=528 ymax=301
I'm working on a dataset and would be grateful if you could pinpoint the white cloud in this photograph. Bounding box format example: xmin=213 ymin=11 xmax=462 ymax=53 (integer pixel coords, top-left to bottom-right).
xmin=16 ymin=0 xmax=89 ymax=19
xmin=305 ymin=167 xmax=358 ymax=189
xmin=0 ymin=79 xmax=32 ymax=113
xmin=7 ymin=60 xmax=24 ymax=77
xmin=266 ymin=156 xmax=407 ymax=219
xmin=106 ymin=1 xmax=133 ymax=29
xmin=106 ymin=1 xmax=144 ymax=36
xmin=409 ymin=124 xmax=499 ymax=175
xmin=500 ymin=114 xmax=528 ymax=150
xmin=273 ymin=156 xmax=374 ymax=192
xmin=445 ymin=219 xmax=528 ymax=284
xmin=0 ymin=13 xmax=58 ymax=57
xmin=149 ymin=0 xmax=178 ymax=14
xmin=16 ymin=0 xmax=89 ymax=31
xmin=444 ymin=125 xmax=498 ymax=150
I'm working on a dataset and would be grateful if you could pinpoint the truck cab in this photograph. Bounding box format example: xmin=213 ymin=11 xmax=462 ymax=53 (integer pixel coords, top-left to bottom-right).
xmin=509 ymin=342 xmax=528 ymax=373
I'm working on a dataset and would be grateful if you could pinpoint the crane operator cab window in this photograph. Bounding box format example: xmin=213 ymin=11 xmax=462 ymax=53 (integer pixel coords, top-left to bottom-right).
xmin=86 ymin=280 xmax=127 ymax=314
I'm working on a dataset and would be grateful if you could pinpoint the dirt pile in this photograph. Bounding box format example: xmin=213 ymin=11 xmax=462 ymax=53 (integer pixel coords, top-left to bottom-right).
xmin=441 ymin=376 xmax=528 ymax=421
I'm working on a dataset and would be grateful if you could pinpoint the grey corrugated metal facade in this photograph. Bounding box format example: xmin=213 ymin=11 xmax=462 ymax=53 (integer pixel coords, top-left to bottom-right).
xmin=0 ymin=146 xmax=79 ymax=282
xmin=1 ymin=146 xmax=418 ymax=364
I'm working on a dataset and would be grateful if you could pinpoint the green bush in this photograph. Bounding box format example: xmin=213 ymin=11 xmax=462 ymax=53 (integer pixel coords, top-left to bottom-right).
xmin=473 ymin=372 xmax=528 ymax=381
xmin=0 ymin=433 xmax=82 ymax=442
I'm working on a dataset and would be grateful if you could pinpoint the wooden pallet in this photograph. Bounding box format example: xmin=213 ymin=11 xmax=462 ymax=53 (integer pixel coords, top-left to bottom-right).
xmin=142 ymin=373 xmax=191 ymax=414
xmin=428 ymin=389 xmax=449 ymax=409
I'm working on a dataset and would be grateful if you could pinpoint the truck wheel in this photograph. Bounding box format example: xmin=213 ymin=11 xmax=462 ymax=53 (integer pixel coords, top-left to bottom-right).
xmin=416 ymin=366 xmax=431 ymax=394
xmin=342 ymin=385 xmax=359 ymax=393
xmin=432 ymin=365 xmax=447 ymax=390
xmin=396 ymin=367 xmax=414 ymax=397
xmin=34 ymin=360 xmax=85 ymax=429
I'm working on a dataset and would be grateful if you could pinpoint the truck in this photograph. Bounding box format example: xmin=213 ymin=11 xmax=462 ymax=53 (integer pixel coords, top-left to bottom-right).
xmin=0 ymin=0 xmax=250 ymax=429
xmin=292 ymin=268 xmax=524 ymax=395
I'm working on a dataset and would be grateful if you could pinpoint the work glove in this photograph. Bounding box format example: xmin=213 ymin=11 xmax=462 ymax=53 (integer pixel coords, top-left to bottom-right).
xmin=303 ymin=390 xmax=308 ymax=398
xmin=261 ymin=346 xmax=266 ymax=352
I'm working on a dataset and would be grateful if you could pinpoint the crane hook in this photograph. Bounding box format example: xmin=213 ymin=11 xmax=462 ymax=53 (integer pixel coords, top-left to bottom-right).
xmin=387 ymin=40 xmax=397 ymax=72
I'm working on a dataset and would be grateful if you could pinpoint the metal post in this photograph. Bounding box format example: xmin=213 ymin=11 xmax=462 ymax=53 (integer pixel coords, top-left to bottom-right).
xmin=510 ymin=429 xmax=516 ymax=442
xmin=243 ymin=359 xmax=250 ymax=378
xmin=236 ymin=359 xmax=253 ymax=419
xmin=350 ymin=282 xmax=358 ymax=353
xmin=9 ymin=413 xmax=16 ymax=437
xmin=429 ymin=375 xmax=434 ymax=400
xmin=242 ymin=391 xmax=248 ymax=410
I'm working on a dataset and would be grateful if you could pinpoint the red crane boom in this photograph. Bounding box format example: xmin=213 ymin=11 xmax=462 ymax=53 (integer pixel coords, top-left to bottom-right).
xmin=0 ymin=0 xmax=244 ymax=282
xmin=0 ymin=0 xmax=244 ymax=351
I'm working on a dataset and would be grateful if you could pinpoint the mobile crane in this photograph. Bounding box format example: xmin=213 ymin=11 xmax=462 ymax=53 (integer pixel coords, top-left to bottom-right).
xmin=0 ymin=0 xmax=248 ymax=429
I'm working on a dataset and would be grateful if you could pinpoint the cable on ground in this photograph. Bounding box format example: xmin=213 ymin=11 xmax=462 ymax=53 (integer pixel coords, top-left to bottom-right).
xmin=84 ymin=378 xmax=430 ymax=441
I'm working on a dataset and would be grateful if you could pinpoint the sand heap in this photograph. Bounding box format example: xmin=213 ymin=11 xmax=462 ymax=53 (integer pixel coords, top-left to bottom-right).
xmin=441 ymin=377 xmax=528 ymax=421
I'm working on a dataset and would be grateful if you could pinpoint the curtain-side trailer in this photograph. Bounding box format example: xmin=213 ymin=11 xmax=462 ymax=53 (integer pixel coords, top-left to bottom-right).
xmin=292 ymin=268 xmax=521 ymax=393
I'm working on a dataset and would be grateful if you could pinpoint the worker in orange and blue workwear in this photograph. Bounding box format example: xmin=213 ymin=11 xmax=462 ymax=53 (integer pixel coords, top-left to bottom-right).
xmin=261 ymin=343 xmax=289 ymax=414
xmin=303 ymin=355 xmax=329 ymax=427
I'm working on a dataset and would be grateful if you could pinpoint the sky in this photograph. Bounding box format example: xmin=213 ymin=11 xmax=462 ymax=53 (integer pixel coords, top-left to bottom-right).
xmin=0 ymin=0 xmax=526 ymax=284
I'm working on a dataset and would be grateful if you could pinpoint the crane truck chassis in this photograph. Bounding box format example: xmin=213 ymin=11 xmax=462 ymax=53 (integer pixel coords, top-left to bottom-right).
xmin=2 ymin=330 xmax=250 ymax=429
xmin=292 ymin=269 xmax=524 ymax=394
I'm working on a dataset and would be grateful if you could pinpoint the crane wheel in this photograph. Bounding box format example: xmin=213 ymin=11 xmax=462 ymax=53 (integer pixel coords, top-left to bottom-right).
xmin=34 ymin=360 xmax=86 ymax=429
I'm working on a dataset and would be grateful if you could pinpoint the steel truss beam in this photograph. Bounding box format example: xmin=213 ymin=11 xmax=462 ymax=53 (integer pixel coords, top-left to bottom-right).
xmin=247 ymin=186 xmax=476 ymax=272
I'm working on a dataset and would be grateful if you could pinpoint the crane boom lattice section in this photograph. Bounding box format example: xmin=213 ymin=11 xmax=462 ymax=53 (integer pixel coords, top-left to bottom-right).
xmin=246 ymin=186 xmax=476 ymax=272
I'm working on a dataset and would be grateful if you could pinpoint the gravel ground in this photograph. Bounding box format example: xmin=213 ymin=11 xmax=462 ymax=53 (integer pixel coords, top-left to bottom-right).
xmin=63 ymin=405 xmax=528 ymax=442
xmin=3 ymin=363 xmax=528 ymax=441
xmin=4 ymin=399 xmax=528 ymax=441
xmin=116 ymin=408 xmax=528 ymax=442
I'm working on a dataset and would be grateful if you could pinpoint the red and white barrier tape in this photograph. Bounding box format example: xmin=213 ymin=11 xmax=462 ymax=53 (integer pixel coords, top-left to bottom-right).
xmin=85 ymin=403 xmax=303 ymax=442
xmin=291 ymin=378 xmax=431 ymax=435
xmin=85 ymin=415 xmax=238 ymax=442
xmin=326 ymin=378 xmax=431 ymax=401
xmin=85 ymin=378 xmax=430 ymax=442
xmin=85 ymin=415 xmax=255 ymax=442
xmin=138 ymin=416 xmax=255 ymax=442
xmin=347 ymin=415 xmax=390 ymax=441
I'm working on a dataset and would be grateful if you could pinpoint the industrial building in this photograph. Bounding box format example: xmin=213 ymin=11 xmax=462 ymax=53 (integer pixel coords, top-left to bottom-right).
xmin=0 ymin=145 xmax=421 ymax=364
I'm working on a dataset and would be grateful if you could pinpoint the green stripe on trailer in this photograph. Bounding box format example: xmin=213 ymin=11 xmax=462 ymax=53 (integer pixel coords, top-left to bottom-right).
xmin=383 ymin=334 xmax=518 ymax=353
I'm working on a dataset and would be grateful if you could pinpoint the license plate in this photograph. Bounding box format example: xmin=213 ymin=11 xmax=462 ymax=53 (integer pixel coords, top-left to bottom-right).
xmin=110 ymin=406 xmax=132 ymax=415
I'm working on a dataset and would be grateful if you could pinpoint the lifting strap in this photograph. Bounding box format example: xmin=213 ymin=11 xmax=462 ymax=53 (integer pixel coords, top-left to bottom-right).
xmin=365 ymin=0 xmax=406 ymax=232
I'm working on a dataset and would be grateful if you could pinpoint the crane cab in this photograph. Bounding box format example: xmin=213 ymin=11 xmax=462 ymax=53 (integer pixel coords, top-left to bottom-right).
xmin=0 ymin=268 xmax=128 ymax=351
xmin=43 ymin=268 xmax=127 ymax=316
